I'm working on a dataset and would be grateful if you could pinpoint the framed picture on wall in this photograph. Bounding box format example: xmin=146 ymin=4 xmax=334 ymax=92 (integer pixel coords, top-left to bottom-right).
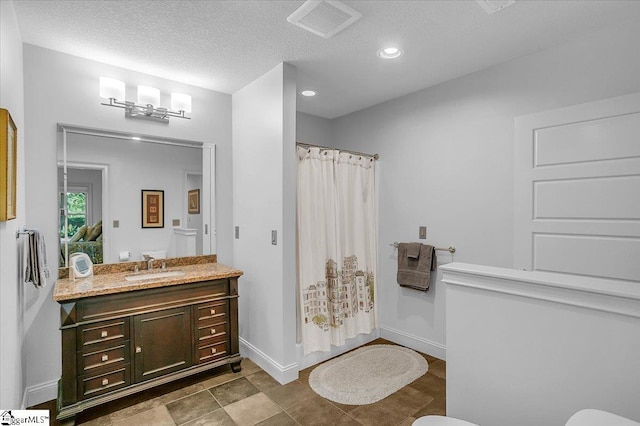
xmin=0 ymin=108 xmax=17 ymax=221
xmin=141 ymin=189 xmax=164 ymax=228
xmin=188 ymin=189 xmax=200 ymax=214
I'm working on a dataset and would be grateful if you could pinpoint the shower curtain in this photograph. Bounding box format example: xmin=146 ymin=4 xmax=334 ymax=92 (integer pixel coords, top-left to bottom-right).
xmin=297 ymin=146 xmax=378 ymax=354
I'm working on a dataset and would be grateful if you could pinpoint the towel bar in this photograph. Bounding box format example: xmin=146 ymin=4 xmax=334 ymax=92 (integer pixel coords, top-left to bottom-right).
xmin=390 ymin=241 xmax=456 ymax=254
xmin=16 ymin=226 xmax=34 ymax=239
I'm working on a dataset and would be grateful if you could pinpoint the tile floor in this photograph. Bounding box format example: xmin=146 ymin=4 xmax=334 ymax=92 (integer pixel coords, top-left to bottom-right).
xmin=32 ymin=339 xmax=446 ymax=426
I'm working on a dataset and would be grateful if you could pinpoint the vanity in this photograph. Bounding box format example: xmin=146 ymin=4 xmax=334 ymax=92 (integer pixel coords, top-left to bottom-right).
xmin=53 ymin=257 xmax=243 ymax=424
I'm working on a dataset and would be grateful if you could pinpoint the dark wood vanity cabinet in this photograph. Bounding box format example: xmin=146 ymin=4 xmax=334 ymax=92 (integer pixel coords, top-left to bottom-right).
xmin=57 ymin=277 xmax=241 ymax=423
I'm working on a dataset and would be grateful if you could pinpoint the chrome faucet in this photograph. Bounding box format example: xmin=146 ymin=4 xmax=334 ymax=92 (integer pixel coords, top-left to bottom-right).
xmin=143 ymin=255 xmax=155 ymax=271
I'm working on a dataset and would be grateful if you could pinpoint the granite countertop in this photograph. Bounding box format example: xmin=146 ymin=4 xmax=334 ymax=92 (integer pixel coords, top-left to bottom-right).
xmin=53 ymin=262 xmax=243 ymax=302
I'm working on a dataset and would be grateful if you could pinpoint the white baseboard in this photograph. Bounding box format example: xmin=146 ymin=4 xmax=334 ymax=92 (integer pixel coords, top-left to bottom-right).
xmin=239 ymin=338 xmax=298 ymax=385
xmin=22 ymin=379 xmax=58 ymax=408
xmin=380 ymin=325 xmax=447 ymax=360
xmin=296 ymin=329 xmax=381 ymax=370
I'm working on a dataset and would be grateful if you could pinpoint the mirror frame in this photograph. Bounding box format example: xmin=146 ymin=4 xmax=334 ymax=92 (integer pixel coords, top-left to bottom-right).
xmin=57 ymin=123 xmax=216 ymax=267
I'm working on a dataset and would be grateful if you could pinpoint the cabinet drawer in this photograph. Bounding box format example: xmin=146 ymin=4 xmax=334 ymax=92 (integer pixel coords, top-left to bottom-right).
xmin=196 ymin=320 xmax=228 ymax=345
xmin=78 ymin=319 xmax=129 ymax=348
xmin=79 ymin=342 xmax=130 ymax=374
xmin=195 ymin=300 xmax=228 ymax=323
xmin=196 ymin=341 xmax=228 ymax=364
xmin=78 ymin=280 xmax=229 ymax=322
xmin=80 ymin=366 xmax=130 ymax=399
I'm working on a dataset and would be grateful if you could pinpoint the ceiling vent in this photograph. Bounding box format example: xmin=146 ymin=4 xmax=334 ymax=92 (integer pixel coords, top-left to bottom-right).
xmin=476 ymin=0 xmax=516 ymax=15
xmin=287 ymin=0 xmax=362 ymax=38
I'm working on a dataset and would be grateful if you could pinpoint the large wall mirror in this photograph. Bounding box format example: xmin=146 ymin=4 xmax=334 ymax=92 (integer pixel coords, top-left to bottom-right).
xmin=57 ymin=124 xmax=216 ymax=267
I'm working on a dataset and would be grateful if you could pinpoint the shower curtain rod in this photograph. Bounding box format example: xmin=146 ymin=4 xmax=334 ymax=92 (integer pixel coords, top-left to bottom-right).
xmin=296 ymin=142 xmax=379 ymax=160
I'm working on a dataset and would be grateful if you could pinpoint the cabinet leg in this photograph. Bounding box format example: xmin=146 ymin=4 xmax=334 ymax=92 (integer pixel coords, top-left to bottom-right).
xmin=231 ymin=360 xmax=242 ymax=373
xmin=58 ymin=416 xmax=76 ymax=426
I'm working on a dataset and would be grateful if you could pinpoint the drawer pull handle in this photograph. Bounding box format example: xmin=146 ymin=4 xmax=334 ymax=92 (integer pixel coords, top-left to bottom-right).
xmin=211 ymin=348 xmax=217 ymax=354
xmin=210 ymin=309 xmax=216 ymax=315
xmin=136 ymin=346 xmax=142 ymax=353
xmin=101 ymin=354 xmax=109 ymax=362
xmin=101 ymin=330 xmax=108 ymax=338
xmin=102 ymin=378 xmax=109 ymax=386
xmin=210 ymin=328 xmax=216 ymax=335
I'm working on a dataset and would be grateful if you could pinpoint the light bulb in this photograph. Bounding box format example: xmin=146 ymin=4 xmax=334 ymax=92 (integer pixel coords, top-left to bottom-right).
xmin=99 ymin=77 xmax=125 ymax=100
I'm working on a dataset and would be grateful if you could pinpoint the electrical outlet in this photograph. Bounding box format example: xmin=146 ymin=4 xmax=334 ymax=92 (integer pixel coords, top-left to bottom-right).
xmin=172 ymin=219 xmax=180 ymax=226
xmin=235 ymin=226 xmax=240 ymax=239
xmin=272 ymin=230 xmax=277 ymax=245
xmin=113 ymin=220 xmax=119 ymax=228
xmin=419 ymin=226 xmax=427 ymax=239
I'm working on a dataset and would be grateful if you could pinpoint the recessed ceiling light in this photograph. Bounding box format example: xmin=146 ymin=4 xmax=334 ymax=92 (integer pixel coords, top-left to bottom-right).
xmin=378 ymin=47 xmax=403 ymax=59
xmin=131 ymin=136 xmax=141 ymax=141
xmin=300 ymin=90 xmax=318 ymax=97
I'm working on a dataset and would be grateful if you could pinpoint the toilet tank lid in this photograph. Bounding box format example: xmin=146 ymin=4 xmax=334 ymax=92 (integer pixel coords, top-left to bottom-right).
xmin=566 ymin=409 xmax=640 ymax=426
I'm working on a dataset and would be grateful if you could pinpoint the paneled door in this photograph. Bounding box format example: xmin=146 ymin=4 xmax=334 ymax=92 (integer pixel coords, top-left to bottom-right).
xmin=133 ymin=306 xmax=193 ymax=382
xmin=514 ymin=92 xmax=640 ymax=283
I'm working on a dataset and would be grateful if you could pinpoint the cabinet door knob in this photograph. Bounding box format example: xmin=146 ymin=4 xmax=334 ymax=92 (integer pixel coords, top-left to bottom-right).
xmin=136 ymin=346 xmax=142 ymax=353
xmin=210 ymin=328 xmax=216 ymax=335
xmin=210 ymin=309 xmax=216 ymax=315
xmin=211 ymin=348 xmax=216 ymax=354
xmin=101 ymin=330 xmax=108 ymax=338
xmin=102 ymin=378 xmax=109 ymax=386
xmin=101 ymin=354 xmax=109 ymax=362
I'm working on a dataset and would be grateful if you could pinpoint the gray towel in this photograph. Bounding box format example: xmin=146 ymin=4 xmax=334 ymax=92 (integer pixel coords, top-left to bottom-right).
xmin=397 ymin=243 xmax=436 ymax=291
xmin=406 ymin=242 xmax=421 ymax=259
xmin=25 ymin=229 xmax=49 ymax=288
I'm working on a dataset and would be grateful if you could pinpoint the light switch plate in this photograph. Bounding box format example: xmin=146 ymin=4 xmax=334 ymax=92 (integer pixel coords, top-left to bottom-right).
xmin=419 ymin=226 xmax=427 ymax=239
xmin=272 ymin=230 xmax=277 ymax=245
xmin=113 ymin=220 xmax=119 ymax=228
xmin=235 ymin=226 xmax=239 ymax=239
xmin=172 ymin=219 xmax=180 ymax=226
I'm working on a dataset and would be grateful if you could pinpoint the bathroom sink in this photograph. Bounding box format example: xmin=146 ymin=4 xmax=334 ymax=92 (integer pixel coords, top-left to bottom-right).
xmin=125 ymin=270 xmax=185 ymax=282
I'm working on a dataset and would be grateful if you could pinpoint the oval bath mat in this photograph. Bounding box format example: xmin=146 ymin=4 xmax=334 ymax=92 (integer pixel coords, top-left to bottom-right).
xmin=308 ymin=344 xmax=428 ymax=405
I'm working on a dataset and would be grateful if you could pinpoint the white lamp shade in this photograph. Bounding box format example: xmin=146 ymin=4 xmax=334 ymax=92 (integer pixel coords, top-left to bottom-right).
xmin=171 ymin=93 xmax=192 ymax=113
xmin=99 ymin=77 xmax=125 ymax=100
xmin=137 ymin=85 xmax=160 ymax=106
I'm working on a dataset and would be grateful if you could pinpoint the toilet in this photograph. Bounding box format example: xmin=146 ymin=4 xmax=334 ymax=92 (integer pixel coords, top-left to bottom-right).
xmin=413 ymin=409 xmax=640 ymax=426
xmin=565 ymin=409 xmax=640 ymax=426
xmin=412 ymin=416 xmax=478 ymax=426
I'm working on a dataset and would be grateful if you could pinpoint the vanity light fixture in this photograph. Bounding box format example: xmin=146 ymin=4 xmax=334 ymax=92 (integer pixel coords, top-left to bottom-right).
xmin=99 ymin=77 xmax=191 ymax=123
xmin=300 ymin=89 xmax=318 ymax=97
xmin=378 ymin=47 xmax=403 ymax=59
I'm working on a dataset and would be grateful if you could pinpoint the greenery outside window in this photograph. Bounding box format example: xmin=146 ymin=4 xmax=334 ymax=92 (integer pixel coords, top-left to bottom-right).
xmin=60 ymin=190 xmax=88 ymax=239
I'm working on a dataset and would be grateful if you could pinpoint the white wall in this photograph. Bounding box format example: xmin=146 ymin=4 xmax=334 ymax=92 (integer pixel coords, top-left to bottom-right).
xmin=22 ymin=44 xmax=232 ymax=404
xmin=442 ymin=263 xmax=640 ymax=425
xmin=0 ymin=0 xmax=26 ymax=409
xmin=331 ymin=18 xmax=640 ymax=359
xmin=64 ymin=133 xmax=201 ymax=261
xmin=233 ymin=63 xmax=298 ymax=383
xmin=296 ymin=112 xmax=333 ymax=147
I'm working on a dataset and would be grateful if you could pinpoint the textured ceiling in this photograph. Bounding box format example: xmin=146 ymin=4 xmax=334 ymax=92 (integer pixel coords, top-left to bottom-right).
xmin=12 ymin=0 xmax=640 ymax=119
